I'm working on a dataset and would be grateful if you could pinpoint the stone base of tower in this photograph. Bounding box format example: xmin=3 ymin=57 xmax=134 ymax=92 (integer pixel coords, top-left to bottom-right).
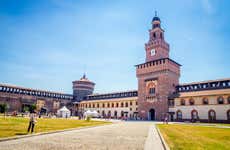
xmin=136 ymin=58 xmax=181 ymax=121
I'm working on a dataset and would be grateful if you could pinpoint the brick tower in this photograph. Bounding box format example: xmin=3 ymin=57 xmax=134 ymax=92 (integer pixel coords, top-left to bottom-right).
xmin=72 ymin=74 xmax=95 ymax=102
xmin=136 ymin=12 xmax=181 ymax=120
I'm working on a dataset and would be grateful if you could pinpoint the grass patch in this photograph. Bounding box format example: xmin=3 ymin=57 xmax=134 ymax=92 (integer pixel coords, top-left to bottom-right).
xmin=0 ymin=116 xmax=110 ymax=138
xmin=157 ymin=124 xmax=230 ymax=150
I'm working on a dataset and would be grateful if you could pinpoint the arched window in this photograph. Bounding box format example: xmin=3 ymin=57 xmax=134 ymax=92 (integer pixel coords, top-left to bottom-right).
xmin=203 ymin=98 xmax=209 ymax=105
xmin=160 ymin=33 xmax=163 ymax=39
xmin=112 ymin=103 xmax=114 ymax=108
xmin=191 ymin=109 xmax=198 ymax=120
xmin=180 ymin=99 xmax=185 ymax=105
xmin=97 ymin=103 xmax=99 ymax=108
xmin=227 ymin=110 xmax=230 ymax=120
xmin=208 ymin=109 xmax=216 ymax=122
xmin=228 ymin=96 xmax=230 ymax=104
xmin=125 ymin=102 xmax=128 ymax=107
xmin=217 ymin=96 xmax=224 ymax=104
xmin=130 ymin=101 xmax=132 ymax=106
xmin=176 ymin=110 xmax=182 ymax=120
xmin=189 ymin=98 xmax=195 ymax=105
xmin=116 ymin=103 xmax=119 ymax=107
xmin=107 ymin=103 xmax=110 ymax=108
xmin=102 ymin=103 xmax=105 ymax=108
xmin=153 ymin=32 xmax=156 ymax=38
xmin=121 ymin=102 xmax=124 ymax=107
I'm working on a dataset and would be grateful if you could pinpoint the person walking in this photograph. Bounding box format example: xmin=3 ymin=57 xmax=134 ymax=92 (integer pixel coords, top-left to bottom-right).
xmin=27 ymin=112 xmax=37 ymax=133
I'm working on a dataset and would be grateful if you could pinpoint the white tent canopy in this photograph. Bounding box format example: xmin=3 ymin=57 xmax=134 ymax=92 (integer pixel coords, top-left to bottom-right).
xmin=84 ymin=110 xmax=99 ymax=118
xmin=57 ymin=106 xmax=71 ymax=118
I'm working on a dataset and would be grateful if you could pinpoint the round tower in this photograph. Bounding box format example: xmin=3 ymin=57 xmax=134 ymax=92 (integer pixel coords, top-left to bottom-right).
xmin=72 ymin=74 xmax=95 ymax=101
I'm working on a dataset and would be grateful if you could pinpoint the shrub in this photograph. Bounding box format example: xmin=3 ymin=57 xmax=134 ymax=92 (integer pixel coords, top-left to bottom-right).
xmin=86 ymin=116 xmax=91 ymax=121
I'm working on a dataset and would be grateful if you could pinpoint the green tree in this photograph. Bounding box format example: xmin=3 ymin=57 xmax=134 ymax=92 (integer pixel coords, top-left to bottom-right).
xmin=30 ymin=104 xmax=37 ymax=113
xmin=0 ymin=104 xmax=7 ymax=113
xmin=23 ymin=106 xmax=29 ymax=113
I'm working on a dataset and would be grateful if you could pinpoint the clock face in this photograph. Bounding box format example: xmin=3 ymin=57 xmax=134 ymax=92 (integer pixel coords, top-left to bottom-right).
xmin=150 ymin=49 xmax=156 ymax=56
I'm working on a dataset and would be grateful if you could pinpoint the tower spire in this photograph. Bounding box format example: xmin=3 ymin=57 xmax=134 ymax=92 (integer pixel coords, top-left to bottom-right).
xmin=155 ymin=10 xmax=157 ymax=17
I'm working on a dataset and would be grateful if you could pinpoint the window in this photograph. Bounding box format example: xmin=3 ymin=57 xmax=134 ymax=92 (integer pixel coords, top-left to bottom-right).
xmin=180 ymin=99 xmax=185 ymax=105
xmin=116 ymin=103 xmax=119 ymax=107
xmin=121 ymin=102 xmax=124 ymax=107
xmin=208 ymin=110 xmax=216 ymax=121
xmin=176 ymin=110 xmax=182 ymax=120
xmin=189 ymin=99 xmax=195 ymax=105
xmin=153 ymin=32 xmax=156 ymax=38
xmin=130 ymin=101 xmax=132 ymax=106
xmin=203 ymin=98 xmax=209 ymax=105
xmin=97 ymin=103 xmax=99 ymax=108
xmin=149 ymin=88 xmax=155 ymax=95
xmin=125 ymin=102 xmax=128 ymax=107
xmin=217 ymin=96 xmax=224 ymax=104
xmin=107 ymin=103 xmax=110 ymax=108
xmin=112 ymin=103 xmax=114 ymax=108
xmin=228 ymin=96 xmax=230 ymax=104
xmin=102 ymin=103 xmax=105 ymax=108
xmin=168 ymin=100 xmax=174 ymax=106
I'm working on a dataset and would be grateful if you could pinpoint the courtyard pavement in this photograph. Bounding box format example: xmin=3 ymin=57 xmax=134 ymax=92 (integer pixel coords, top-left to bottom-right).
xmin=0 ymin=121 xmax=164 ymax=150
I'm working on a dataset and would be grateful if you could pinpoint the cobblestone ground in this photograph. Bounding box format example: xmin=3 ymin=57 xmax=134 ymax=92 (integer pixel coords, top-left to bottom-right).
xmin=0 ymin=122 xmax=154 ymax=150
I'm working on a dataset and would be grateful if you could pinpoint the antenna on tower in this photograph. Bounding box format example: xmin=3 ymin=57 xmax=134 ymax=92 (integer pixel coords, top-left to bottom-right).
xmin=155 ymin=10 xmax=158 ymax=17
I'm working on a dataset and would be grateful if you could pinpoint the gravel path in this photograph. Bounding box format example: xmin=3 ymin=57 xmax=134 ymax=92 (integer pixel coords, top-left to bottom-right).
xmin=0 ymin=122 xmax=156 ymax=150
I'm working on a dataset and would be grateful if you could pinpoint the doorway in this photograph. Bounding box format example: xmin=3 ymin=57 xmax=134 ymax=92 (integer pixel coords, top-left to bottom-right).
xmin=149 ymin=109 xmax=155 ymax=120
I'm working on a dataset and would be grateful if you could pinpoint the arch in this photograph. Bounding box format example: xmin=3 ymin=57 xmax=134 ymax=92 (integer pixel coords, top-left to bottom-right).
xmin=114 ymin=110 xmax=117 ymax=118
xmin=102 ymin=110 xmax=105 ymax=118
xmin=191 ymin=109 xmax=199 ymax=121
xmin=176 ymin=110 xmax=182 ymax=120
xmin=202 ymin=97 xmax=209 ymax=105
xmin=208 ymin=109 xmax=216 ymax=122
xmin=149 ymin=109 xmax=155 ymax=120
xmin=189 ymin=98 xmax=195 ymax=105
xmin=227 ymin=110 xmax=230 ymax=120
xmin=180 ymin=99 xmax=185 ymax=105
xmin=217 ymin=96 xmax=224 ymax=104
xmin=121 ymin=111 xmax=124 ymax=117
xmin=108 ymin=110 xmax=111 ymax=118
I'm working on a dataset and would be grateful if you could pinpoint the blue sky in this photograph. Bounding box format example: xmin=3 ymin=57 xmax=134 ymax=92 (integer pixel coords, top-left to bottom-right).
xmin=0 ymin=0 xmax=229 ymax=94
